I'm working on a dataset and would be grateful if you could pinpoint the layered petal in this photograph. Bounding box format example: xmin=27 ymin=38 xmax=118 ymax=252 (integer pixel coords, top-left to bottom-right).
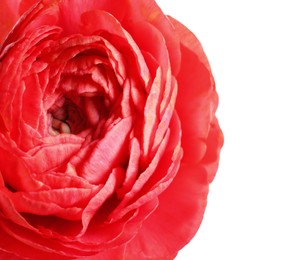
xmin=121 ymin=18 xmax=223 ymax=259
xmin=0 ymin=0 xmax=20 ymax=43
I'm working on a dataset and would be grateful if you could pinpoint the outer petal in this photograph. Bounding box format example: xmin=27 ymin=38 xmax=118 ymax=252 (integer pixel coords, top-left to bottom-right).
xmin=170 ymin=16 xmax=221 ymax=165
xmin=0 ymin=1 xmax=19 ymax=43
xmin=58 ymin=0 xmax=126 ymax=33
xmin=0 ymin=0 xmax=39 ymax=44
xmin=0 ymin=226 xmax=67 ymax=260
xmin=122 ymin=0 xmax=181 ymax=75
xmin=122 ymin=18 xmax=223 ymax=259
xmin=19 ymin=0 xmax=40 ymax=15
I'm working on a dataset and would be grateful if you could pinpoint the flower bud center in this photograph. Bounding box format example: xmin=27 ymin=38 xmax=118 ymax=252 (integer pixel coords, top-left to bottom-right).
xmin=48 ymin=97 xmax=88 ymax=135
xmin=51 ymin=118 xmax=71 ymax=135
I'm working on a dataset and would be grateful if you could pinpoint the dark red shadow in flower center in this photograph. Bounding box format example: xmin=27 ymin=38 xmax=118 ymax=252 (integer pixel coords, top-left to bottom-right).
xmin=48 ymin=95 xmax=108 ymax=135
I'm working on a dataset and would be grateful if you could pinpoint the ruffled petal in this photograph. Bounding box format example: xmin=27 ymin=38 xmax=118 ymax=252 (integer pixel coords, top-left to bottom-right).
xmin=121 ymin=18 xmax=223 ymax=259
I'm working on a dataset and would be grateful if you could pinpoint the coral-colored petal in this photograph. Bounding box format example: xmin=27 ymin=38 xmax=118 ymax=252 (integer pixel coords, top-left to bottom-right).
xmin=124 ymin=134 xmax=222 ymax=259
xmin=79 ymin=9 xmax=150 ymax=86
xmin=111 ymin=112 xmax=182 ymax=222
xmin=116 ymin=138 xmax=141 ymax=198
xmin=122 ymin=18 xmax=223 ymax=259
xmin=122 ymin=0 xmax=181 ymax=75
xmin=75 ymin=117 xmax=132 ymax=184
xmin=0 ymin=142 xmax=44 ymax=191
xmin=124 ymin=162 xmax=209 ymax=259
xmin=142 ymin=67 xmax=162 ymax=157
xmin=1 ymin=1 xmax=59 ymax=48
xmin=0 ymin=1 xmax=19 ymax=44
xmin=24 ymin=135 xmax=84 ymax=173
xmin=19 ymin=0 xmax=40 ymax=15
xmin=58 ymin=0 xmax=126 ymax=34
xmin=171 ymin=17 xmax=221 ymax=165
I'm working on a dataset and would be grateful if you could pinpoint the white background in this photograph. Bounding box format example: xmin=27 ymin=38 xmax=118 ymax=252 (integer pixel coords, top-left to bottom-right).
xmin=156 ymin=1 xmax=289 ymax=259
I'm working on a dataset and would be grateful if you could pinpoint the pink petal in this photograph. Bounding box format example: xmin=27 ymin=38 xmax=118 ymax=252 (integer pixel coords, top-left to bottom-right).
xmin=110 ymin=113 xmax=182 ymax=222
xmin=79 ymin=167 xmax=124 ymax=235
xmin=152 ymin=76 xmax=177 ymax=153
xmin=22 ymin=73 xmax=43 ymax=130
xmin=120 ymin=78 xmax=133 ymax=118
xmin=75 ymin=198 xmax=158 ymax=254
xmin=24 ymin=135 xmax=84 ymax=173
xmin=125 ymin=21 xmax=171 ymax=85
xmin=79 ymin=9 xmax=150 ymax=86
xmin=75 ymin=117 xmax=132 ymax=184
xmin=35 ymin=172 xmax=95 ymax=189
xmin=142 ymin=67 xmax=162 ymax=158
xmin=110 ymin=128 xmax=170 ymax=221
xmin=10 ymin=186 xmax=101 ymax=219
xmin=11 ymin=194 xmax=83 ymax=220
xmin=116 ymin=138 xmax=141 ymax=198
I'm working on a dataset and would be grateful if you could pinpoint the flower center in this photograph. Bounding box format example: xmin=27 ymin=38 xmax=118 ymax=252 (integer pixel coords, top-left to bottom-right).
xmin=51 ymin=118 xmax=71 ymax=134
xmin=48 ymin=97 xmax=89 ymax=135
xmin=48 ymin=94 xmax=110 ymax=136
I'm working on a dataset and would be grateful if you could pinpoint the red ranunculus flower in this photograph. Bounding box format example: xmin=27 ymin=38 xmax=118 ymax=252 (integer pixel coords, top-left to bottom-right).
xmin=0 ymin=0 xmax=223 ymax=259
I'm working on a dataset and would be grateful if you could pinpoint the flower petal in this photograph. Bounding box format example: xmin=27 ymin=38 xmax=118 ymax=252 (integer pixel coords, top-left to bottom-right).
xmin=0 ymin=142 xmax=44 ymax=191
xmin=74 ymin=116 xmax=132 ymax=184
xmin=0 ymin=0 xmax=19 ymax=43
xmin=170 ymin=16 xmax=221 ymax=165
xmin=24 ymin=135 xmax=84 ymax=173
xmin=121 ymin=18 xmax=223 ymax=259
